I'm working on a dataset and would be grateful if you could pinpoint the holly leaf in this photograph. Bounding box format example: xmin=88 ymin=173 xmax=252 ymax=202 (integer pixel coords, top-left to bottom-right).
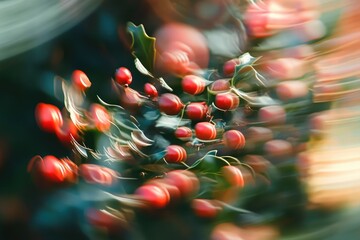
xmin=127 ymin=22 xmax=156 ymax=73
xmin=231 ymin=54 xmax=263 ymax=87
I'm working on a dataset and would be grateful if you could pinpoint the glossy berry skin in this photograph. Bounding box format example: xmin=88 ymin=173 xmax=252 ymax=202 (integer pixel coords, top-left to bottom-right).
xmin=215 ymin=92 xmax=239 ymax=111
xmin=40 ymin=155 xmax=67 ymax=183
xmin=165 ymin=170 xmax=199 ymax=198
xmin=79 ymin=164 xmax=119 ymax=186
xmin=86 ymin=208 xmax=124 ymax=232
xmin=28 ymin=155 xmax=78 ymax=184
xmin=115 ymin=67 xmax=132 ymax=85
xmin=144 ymin=83 xmax=158 ymax=98
xmin=55 ymin=119 xmax=79 ymax=144
xmin=35 ymin=103 xmax=63 ymax=133
xmin=164 ymin=145 xmax=187 ymax=163
xmin=158 ymin=93 xmax=184 ymax=115
xmin=145 ymin=179 xmax=181 ymax=202
xmin=192 ymin=199 xmax=220 ymax=218
xmin=209 ymin=79 xmax=230 ymax=92
xmin=72 ymin=70 xmax=91 ymax=91
xmin=185 ymin=102 xmax=208 ymax=121
xmin=90 ymin=104 xmax=111 ymax=132
xmin=135 ymin=184 xmax=170 ymax=208
xmin=223 ymin=59 xmax=240 ymax=77
xmin=195 ymin=122 xmax=217 ymax=140
xmin=174 ymin=126 xmax=192 ymax=141
xmin=221 ymin=166 xmax=244 ymax=188
xmin=119 ymin=86 xmax=143 ymax=112
xmin=223 ymin=130 xmax=245 ymax=150
xmin=182 ymin=75 xmax=206 ymax=95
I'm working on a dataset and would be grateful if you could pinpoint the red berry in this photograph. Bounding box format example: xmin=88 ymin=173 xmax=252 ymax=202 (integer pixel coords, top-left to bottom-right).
xmin=144 ymin=83 xmax=158 ymax=98
xmin=222 ymin=130 xmax=245 ymax=150
xmin=28 ymin=155 xmax=78 ymax=185
xmin=244 ymin=2 xmax=270 ymax=38
xmin=209 ymin=79 xmax=230 ymax=92
xmin=164 ymin=145 xmax=187 ymax=163
xmin=264 ymin=139 xmax=292 ymax=158
xmin=221 ymin=166 xmax=244 ymax=188
xmin=223 ymin=59 xmax=240 ymax=77
xmin=154 ymin=23 xmax=209 ymax=75
xmin=258 ymin=106 xmax=286 ymax=125
xmin=60 ymin=158 xmax=78 ymax=183
xmin=185 ymin=102 xmax=209 ymax=120
xmin=115 ymin=67 xmax=132 ymax=85
xmin=72 ymin=70 xmax=91 ymax=91
xmin=174 ymin=126 xmax=192 ymax=141
xmin=158 ymin=93 xmax=184 ymax=115
xmin=195 ymin=122 xmax=217 ymax=140
xmin=215 ymin=92 xmax=239 ymax=111
xmin=55 ymin=119 xmax=79 ymax=144
xmin=86 ymin=208 xmax=124 ymax=231
xmin=145 ymin=179 xmax=181 ymax=202
xmin=135 ymin=184 xmax=170 ymax=208
xmin=79 ymin=164 xmax=118 ymax=186
xmin=90 ymin=104 xmax=111 ymax=132
xmin=276 ymin=80 xmax=308 ymax=101
xmin=165 ymin=170 xmax=199 ymax=197
xmin=192 ymin=199 xmax=220 ymax=218
xmin=35 ymin=103 xmax=63 ymax=133
xmin=41 ymin=155 xmax=66 ymax=183
xmin=181 ymin=75 xmax=206 ymax=95
xmin=119 ymin=86 xmax=143 ymax=112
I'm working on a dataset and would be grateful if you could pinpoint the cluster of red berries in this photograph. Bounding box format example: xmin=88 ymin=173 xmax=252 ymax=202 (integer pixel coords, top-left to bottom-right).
xmin=28 ymin=19 xmax=318 ymax=237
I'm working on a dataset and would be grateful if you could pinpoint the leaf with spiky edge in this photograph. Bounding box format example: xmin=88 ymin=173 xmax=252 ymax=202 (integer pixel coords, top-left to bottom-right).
xmin=127 ymin=22 xmax=156 ymax=73
xmin=231 ymin=53 xmax=262 ymax=87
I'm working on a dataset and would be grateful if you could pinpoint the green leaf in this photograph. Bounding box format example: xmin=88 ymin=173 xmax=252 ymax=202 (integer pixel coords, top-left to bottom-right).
xmin=127 ymin=22 xmax=156 ymax=73
xmin=190 ymin=151 xmax=230 ymax=173
xmin=231 ymin=63 xmax=265 ymax=88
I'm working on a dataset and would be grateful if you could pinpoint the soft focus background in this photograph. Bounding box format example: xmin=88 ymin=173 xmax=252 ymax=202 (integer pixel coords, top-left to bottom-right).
xmin=0 ymin=1 xmax=150 ymax=238
xmin=0 ymin=0 xmax=360 ymax=239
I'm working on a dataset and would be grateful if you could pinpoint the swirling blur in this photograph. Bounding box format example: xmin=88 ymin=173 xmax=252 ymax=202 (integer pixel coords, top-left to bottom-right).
xmin=0 ymin=0 xmax=101 ymax=61
xmin=1 ymin=0 xmax=360 ymax=239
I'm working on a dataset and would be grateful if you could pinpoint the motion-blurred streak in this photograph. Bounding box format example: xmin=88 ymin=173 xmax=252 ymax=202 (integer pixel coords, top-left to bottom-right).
xmin=0 ymin=0 xmax=102 ymax=62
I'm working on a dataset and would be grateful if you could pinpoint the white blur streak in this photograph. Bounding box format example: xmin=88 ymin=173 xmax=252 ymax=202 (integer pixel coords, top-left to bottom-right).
xmin=0 ymin=0 xmax=102 ymax=61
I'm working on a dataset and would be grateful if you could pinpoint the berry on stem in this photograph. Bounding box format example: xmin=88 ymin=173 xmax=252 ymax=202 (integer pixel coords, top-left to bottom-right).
xmin=79 ymin=164 xmax=118 ymax=186
xmin=165 ymin=170 xmax=199 ymax=198
xmin=182 ymin=75 xmax=206 ymax=95
xmin=144 ymin=83 xmax=158 ymax=98
xmin=174 ymin=126 xmax=193 ymax=141
xmin=223 ymin=59 xmax=240 ymax=77
xmin=185 ymin=102 xmax=208 ymax=120
xmin=90 ymin=104 xmax=112 ymax=132
xmin=35 ymin=103 xmax=63 ymax=133
xmin=28 ymin=155 xmax=78 ymax=185
xmin=135 ymin=184 xmax=170 ymax=208
xmin=222 ymin=130 xmax=246 ymax=150
xmin=72 ymin=70 xmax=91 ymax=91
xmin=115 ymin=67 xmax=132 ymax=85
xmin=55 ymin=119 xmax=79 ymax=144
xmin=221 ymin=165 xmax=244 ymax=188
xmin=158 ymin=93 xmax=184 ymax=115
xmin=192 ymin=199 xmax=220 ymax=218
xmin=209 ymin=79 xmax=230 ymax=92
xmin=215 ymin=92 xmax=239 ymax=111
xmin=195 ymin=122 xmax=217 ymax=140
xmin=164 ymin=145 xmax=187 ymax=163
